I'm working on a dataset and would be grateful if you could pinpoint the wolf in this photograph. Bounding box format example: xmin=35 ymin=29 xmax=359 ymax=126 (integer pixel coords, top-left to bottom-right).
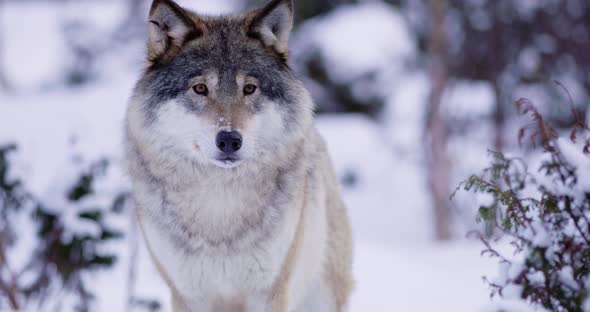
xmin=124 ymin=0 xmax=353 ymax=310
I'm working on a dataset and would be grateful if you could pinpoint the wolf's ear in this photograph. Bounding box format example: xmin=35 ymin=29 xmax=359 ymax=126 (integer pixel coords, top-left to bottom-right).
xmin=248 ymin=0 xmax=294 ymax=56
xmin=147 ymin=0 xmax=203 ymax=61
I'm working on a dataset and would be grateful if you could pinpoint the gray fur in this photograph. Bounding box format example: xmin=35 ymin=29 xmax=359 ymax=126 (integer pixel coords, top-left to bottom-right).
xmin=125 ymin=0 xmax=353 ymax=310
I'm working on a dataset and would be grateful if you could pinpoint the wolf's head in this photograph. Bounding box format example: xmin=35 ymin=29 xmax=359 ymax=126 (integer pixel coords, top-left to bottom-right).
xmin=128 ymin=0 xmax=313 ymax=170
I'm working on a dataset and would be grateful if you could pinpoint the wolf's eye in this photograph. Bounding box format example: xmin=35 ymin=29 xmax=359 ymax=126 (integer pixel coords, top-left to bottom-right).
xmin=243 ymin=84 xmax=257 ymax=96
xmin=193 ymin=83 xmax=208 ymax=96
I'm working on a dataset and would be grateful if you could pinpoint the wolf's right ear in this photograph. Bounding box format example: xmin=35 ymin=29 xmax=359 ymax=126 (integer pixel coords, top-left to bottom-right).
xmin=247 ymin=0 xmax=294 ymax=57
xmin=147 ymin=0 xmax=203 ymax=62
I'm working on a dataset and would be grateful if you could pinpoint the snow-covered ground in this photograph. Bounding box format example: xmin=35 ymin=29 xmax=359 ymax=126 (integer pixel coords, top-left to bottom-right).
xmin=0 ymin=1 xmax=511 ymax=311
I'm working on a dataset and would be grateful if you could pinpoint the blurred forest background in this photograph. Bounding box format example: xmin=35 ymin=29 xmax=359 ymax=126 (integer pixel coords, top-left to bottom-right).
xmin=0 ymin=0 xmax=589 ymax=311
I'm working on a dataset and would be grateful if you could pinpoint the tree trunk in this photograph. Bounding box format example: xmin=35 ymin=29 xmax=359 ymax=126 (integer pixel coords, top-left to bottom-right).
xmin=493 ymin=80 xmax=505 ymax=151
xmin=425 ymin=0 xmax=452 ymax=241
xmin=490 ymin=3 xmax=504 ymax=152
xmin=0 ymin=0 xmax=10 ymax=91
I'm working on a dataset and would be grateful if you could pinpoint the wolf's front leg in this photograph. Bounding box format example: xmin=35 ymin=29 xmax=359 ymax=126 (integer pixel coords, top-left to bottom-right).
xmin=222 ymin=293 xmax=289 ymax=312
xmin=171 ymin=293 xmax=188 ymax=312
xmin=175 ymin=295 xmax=216 ymax=312
xmin=264 ymin=291 xmax=289 ymax=312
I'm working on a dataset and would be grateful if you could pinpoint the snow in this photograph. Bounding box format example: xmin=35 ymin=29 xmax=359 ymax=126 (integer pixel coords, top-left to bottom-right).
xmin=1 ymin=2 xmax=65 ymax=89
xmin=526 ymin=271 xmax=546 ymax=286
xmin=382 ymin=72 xmax=429 ymax=153
xmin=176 ymin=0 xmax=242 ymax=15
xmin=558 ymin=137 xmax=590 ymax=192
xmin=483 ymin=300 xmax=550 ymax=312
xmin=558 ymin=266 xmax=578 ymax=290
xmin=445 ymin=80 xmax=496 ymax=118
xmin=352 ymin=242 xmax=495 ymax=311
xmin=529 ymin=221 xmax=551 ymax=248
xmin=294 ymin=2 xmax=415 ymax=83
xmin=518 ymin=47 xmax=541 ymax=77
xmin=0 ymin=1 xmax=128 ymax=90
xmin=0 ymin=1 xmax=515 ymax=311
xmin=317 ymin=114 xmax=431 ymax=244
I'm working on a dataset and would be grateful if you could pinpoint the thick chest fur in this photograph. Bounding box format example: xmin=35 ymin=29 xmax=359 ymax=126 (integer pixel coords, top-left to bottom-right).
xmin=141 ymin=208 xmax=298 ymax=309
xmin=133 ymin=164 xmax=308 ymax=309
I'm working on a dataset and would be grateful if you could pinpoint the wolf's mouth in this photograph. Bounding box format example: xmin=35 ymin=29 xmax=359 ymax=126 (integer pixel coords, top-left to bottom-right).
xmin=213 ymin=155 xmax=242 ymax=169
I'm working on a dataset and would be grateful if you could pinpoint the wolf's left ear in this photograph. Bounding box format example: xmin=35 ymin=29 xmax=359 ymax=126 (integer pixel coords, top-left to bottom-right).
xmin=248 ymin=0 xmax=294 ymax=56
xmin=147 ymin=0 xmax=203 ymax=62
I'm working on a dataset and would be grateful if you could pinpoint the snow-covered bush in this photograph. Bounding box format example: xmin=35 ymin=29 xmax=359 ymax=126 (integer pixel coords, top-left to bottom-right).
xmin=292 ymin=2 xmax=415 ymax=115
xmin=455 ymin=99 xmax=590 ymax=311
xmin=0 ymin=143 xmax=128 ymax=310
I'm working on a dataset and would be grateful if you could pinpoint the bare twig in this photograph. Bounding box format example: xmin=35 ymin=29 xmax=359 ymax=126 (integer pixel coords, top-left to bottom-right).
xmin=0 ymin=240 xmax=20 ymax=310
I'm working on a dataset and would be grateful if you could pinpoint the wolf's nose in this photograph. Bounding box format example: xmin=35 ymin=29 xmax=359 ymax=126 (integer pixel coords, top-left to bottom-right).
xmin=216 ymin=131 xmax=242 ymax=153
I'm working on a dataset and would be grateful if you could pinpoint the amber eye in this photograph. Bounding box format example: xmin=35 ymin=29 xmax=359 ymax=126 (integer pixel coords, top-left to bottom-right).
xmin=243 ymin=84 xmax=257 ymax=96
xmin=193 ymin=83 xmax=208 ymax=95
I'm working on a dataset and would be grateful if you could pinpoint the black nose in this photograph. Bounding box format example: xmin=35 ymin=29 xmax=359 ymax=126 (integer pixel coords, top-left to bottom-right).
xmin=216 ymin=131 xmax=242 ymax=153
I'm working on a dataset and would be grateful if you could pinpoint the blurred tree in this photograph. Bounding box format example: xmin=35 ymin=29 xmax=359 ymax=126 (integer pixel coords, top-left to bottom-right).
xmin=291 ymin=0 xmax=355 ymax=24
xmin=446 ymin=0 xmax=590 ymax=149
xmin=61 ymin=0 xmax=148 ymax=88
xmin=425 ymin=0 xmax=452 ymax=240
xmin=404 ymin=0 xmax=590 ymax=240
xmin=248 ymin=0 xmax=356 ymax=24
xmin=62 ymin=20 xmax=99 ymax=87
xmin=115 ymin=0 xmax=148 ymax=42
xmin=0 ymin=0 xmax=9 ymax=91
